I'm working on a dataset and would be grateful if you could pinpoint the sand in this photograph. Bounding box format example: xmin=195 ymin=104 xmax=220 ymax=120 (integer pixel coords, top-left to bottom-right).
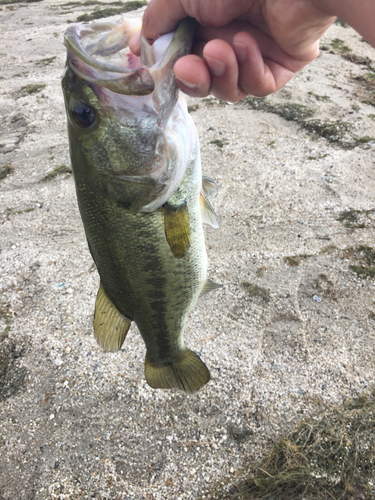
xmin=1 ymin=2 xmax=375 ymax=499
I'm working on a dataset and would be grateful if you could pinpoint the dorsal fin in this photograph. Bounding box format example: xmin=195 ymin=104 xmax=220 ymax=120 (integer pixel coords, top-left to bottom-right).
xmin=199 ymin=279 xmax=222 ymax=298
xmin=200 ymin=192 xmax=219 ymax=228
xmin=94 ymin=283 xmax=131 ymax=352
xmin=163 ymin=202 xmax=190 ymax=259
xmin=202 ymin=175 xmax=218 ymax=199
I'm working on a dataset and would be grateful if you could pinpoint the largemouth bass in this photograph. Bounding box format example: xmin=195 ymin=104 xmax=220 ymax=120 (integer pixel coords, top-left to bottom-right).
xmin=61 ymin=17 xmax=220 ymax=393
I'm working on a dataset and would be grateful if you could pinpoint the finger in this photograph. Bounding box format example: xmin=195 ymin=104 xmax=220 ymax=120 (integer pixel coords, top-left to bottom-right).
xmin=196 ymin=21 xmax=318 ymax=98
xmin=141 ymin=0 xmax=188 ymax=45
xmin=173 ymin=55 xmax=211 ymax=97
xmin=142 ymin=0 xmax=253 ymax=44
xmin=129 ymin=25 xmax=207 ymax=60
xmin=195 ymin=20 xmax=317 ymax=68
xmin=129 ymin=30 xmax=141 ymax=56
xmin=203 ymin=39 xmax=246 ymax=103
xmin=232 ymin=31 xmax=298 ymax=97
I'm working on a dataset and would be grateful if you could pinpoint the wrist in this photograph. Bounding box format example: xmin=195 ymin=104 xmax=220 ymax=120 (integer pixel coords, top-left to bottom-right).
xmin=312 ymin=0 xmax=375 ymax=47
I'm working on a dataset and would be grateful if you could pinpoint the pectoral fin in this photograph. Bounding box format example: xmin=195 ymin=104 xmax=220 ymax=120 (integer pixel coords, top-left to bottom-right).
xmin=163 ymin=202 xmax=190 ymax=259
xmin=200 ymin=192 xmax=219 ymax=228
xmin=202 ymin=176 xmax=218 ymax=199
xmin=94 ymin=283 xmax=131 ymax=352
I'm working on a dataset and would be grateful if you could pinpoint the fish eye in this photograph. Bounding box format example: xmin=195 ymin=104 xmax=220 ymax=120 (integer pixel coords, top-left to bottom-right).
xmin=71 ymin=103 xmax=96 ymax=129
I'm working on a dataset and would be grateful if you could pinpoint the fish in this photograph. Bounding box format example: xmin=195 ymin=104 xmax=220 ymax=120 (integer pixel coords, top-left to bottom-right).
xmin=61 ymin=16 xmax=220 ymax=394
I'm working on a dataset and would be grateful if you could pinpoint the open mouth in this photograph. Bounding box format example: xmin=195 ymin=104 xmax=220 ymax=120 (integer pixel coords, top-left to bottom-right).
xmin=64 ymin=19 xmax=155 ymax=96
xmin=64 ymin=17 xmax=195 ymax=97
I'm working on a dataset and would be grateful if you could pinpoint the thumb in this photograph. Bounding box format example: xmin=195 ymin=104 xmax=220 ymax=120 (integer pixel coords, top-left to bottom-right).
xmin=141 ymin=0 xmax=188 ymax=44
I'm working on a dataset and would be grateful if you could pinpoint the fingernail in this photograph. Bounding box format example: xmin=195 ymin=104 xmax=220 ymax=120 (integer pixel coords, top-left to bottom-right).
xmin=205 ymin=56 xmax=226 ymax=77
xmin=176 ymin=78 xmax=201 ymax=90
xmin=142 ymin=9 xmax=155 ymax=43
xmin=233 ymin=42 xmax=247 ymax=64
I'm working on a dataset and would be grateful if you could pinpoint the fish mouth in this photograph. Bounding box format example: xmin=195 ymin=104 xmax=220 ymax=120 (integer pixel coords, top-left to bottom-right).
xmin=63 ymin=17 xmax=196 ymax=213
xmin=64 ymin=17 xmax=195 ymax=97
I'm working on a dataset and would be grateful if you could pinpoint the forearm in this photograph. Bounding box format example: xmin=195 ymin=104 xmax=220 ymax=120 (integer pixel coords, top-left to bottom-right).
xmin=314 ymin=0 xmax=375 ymax=46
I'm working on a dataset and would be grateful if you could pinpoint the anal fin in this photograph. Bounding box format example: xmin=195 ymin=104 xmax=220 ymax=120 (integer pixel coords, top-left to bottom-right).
xmin=199 ymin=279 xmax=222 ymax=298
xmin=164 ymin=202 xmax=190 ymax=258
xmin=94 ymin=283 xmax=131 ymax=352
xmin=145 ymin=350 xmax=210 ymax=394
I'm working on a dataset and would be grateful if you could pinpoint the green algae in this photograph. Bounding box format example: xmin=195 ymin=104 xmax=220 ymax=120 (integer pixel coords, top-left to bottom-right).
xmin=307 ymin=91 xmax=330 ymax=101
xmin=337 ymin=209 xmax=375 ymax=229
xmin=334 ymin=19 xmax=349 ymax=28
xmin=209 ymin=139 xmax=227 ymax=149
xmin=344 ymin=245 xmax=375 ymax=279
xmin=19 ymin=83 xmax=46 ymax=95
xmin=35 ymin=56 xmax=56 ymax=67
xmin=188 ymin=104 xmax=200 ymax=113
xmin=241 ymin=282 xmax=270 ymax=302
xmin=0 ymin=163 xmax=13 ymax=180
xmin=331 ymin=38 xmax=352 ymax=53
xmin=76 ymin=0 xmax=147 ymax=22
xmin=41 ymin=165 xmax=72 ymax=182
xmin=208 ymin=391 xmax=375 ymax=500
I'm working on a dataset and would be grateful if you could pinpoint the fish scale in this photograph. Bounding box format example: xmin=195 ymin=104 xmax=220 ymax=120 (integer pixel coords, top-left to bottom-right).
xmin=62 ymin=17 xmax=219 ymax=393
xmin=75 ymin=143 xmax=206 ymax=361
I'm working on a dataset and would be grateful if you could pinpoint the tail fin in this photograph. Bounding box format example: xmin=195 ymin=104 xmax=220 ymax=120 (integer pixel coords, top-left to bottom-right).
xmin=145 ymin=350 xmax=210 ymax=394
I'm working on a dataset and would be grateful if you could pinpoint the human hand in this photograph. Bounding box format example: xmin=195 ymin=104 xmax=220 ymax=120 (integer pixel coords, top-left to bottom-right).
xmin=129 ymin=0 xmax=336 ymax=102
